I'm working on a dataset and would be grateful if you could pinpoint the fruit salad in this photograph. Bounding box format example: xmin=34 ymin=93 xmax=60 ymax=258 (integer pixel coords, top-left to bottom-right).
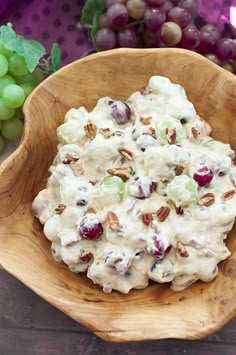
xmin=32 ymin=75 xmax=236 ymax=294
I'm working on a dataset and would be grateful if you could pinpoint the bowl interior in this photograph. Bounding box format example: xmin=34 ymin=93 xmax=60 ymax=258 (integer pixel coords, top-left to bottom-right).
xmin=0 ymin=48 xmax=236 ymax=343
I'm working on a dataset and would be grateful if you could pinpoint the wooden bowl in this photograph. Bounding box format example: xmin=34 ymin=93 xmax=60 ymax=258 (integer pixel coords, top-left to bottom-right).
xmin=0 ymin=48 xmax=236 ymax=343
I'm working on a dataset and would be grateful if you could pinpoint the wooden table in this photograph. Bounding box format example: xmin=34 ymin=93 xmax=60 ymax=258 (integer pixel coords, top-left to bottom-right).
xmin=0 ymin=269 xmax=235 ymax=354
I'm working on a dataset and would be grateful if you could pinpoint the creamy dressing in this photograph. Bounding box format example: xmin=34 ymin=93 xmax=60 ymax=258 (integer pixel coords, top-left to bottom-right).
xmin=32 ymin=76 xmax=236 ymax=294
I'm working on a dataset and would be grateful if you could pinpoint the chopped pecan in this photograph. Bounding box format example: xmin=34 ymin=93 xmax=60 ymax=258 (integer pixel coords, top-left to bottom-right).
xmin=143 ymin=127 xmax=156 ymax=137
xmin=166 ymin=127 xmax=177 ymax=144
xmin=198 ymin=192 xmax=215 ymax=207
xmin=80 ymin=251 xmax=93 ymax=263
xmin=156 ymin=206 xmax=170 ymax=222
xmin=84 ymin=120 xmax=97 ymax=139
xmin=118 ymin=147 xmax=133 ymax=161
xmin=176 ymin=241 xmax=189 ymax=257
xmin=55 ymin=204 xmax=66 ymax=214
xmin=99 ymin=128 xmax=113 ymax=137
xmin=107 ymin=211 xmax=120 ymax=231
xmin=222 ymin=189 xmax=235 ymax=201
xmin=175 ymin=206 xmax=184 ymax=215
xmin=62 ymin=154 xmax=79 ymax=164
xmin=107 ymin=167 xmax=131 ymax=181
xmin=175 ymin=165 xmax=185 ymax=176
xmin=140 ymin=116 xmax=152 ymax=125
xmin=142 ymin=213 xmax=153 ymax=226
xmin=70 ymin=161 xmax=83 ymax=176
xmin=140 ymin=86 xmax=153 ymax=95
xmin=192 ymin=127 xmax=200 ymax=138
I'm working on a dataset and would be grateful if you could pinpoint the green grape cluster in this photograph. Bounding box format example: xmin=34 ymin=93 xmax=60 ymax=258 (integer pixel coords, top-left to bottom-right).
xmin=0 ymin=41 xmax=44 ymax=152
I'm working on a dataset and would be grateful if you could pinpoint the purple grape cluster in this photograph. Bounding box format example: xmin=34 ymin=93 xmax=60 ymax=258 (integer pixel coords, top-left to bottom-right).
xmin=90 ymin=0 xmax=236 ymax=74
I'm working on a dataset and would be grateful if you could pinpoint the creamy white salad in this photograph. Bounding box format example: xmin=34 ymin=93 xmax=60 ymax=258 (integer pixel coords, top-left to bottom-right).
xmin=32 ymin=76 xmax=236 ymax=294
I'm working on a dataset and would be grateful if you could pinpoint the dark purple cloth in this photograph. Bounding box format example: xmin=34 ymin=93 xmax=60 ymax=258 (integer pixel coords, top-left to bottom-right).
xmin=0 ymin=0 xmax=92 ymax=66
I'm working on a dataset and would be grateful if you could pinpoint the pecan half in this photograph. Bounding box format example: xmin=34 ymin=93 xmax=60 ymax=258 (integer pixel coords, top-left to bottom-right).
xmin=118 ymin=147 xmax=133 ymax=161
xmin=55 ymin=204 xmax=66 ymax=214
xmin=175 ymin=206 xmax=184 ymax=215
xmin=192 ymin=127 xmax=200 ymax=138
xmin=142 ymin=213 xmax=153 ymax=226
xmin=198 ymin=192 xmax=215 ymax=207
xmin=140 ymin=86 xmax=153 ymax=95
xmin=99 ymin=128 xmax=113 ymax=137
xmin=84 ymin=120 xmax=97 ymax=139
xmin=166 ymin=127 xmax=176 ymax=144
xmin=222 ymin=189 xmax=235 ymax=201
xmin=175 ymin=165 xmax=185 ymax=176
xmin=143 ymin=127 xmax=156 ymax=137
xmin=156 ymin=206 xmax=170 ymax=222
xmin=107 ymin=211 xmax=120 ymax=231
xmin=70 ymin=161 xmax=83 ymax=176
xmin=62 ymin=154 xmax=79 ymax=164
xmin=107 ymin=167 xmax=131 ymax=181
xmin=80 ymin=251 xmax=93 ymax=263
xmin=176 ymin=241 xmax=189 ymax=257
xmin=140 ymin=116 xmax=152 ymax=125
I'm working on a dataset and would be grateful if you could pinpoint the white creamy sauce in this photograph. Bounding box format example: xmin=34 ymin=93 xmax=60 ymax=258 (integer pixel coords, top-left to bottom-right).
xmin=32 ymin=76 xmax=236 ymax=294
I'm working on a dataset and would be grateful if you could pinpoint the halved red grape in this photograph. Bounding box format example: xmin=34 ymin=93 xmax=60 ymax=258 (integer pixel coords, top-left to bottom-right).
xmin=167 ymin=6 xmax=192 ymax=29
xmin=147 ymin=235 xmax=172 ymax=259
xmin=79 ymin=217 xmax=103 ymax=240
xmin=110 ymin=101 xmax=132 ymax=125
xmin=129 ymin=176 xmax=155 ymax=199
xmin=144 ymin=8 xmax=166 ymax=31
xmin=107 ymin=3 xmax=128 ymax=27
xmin=193 ymin=165 xmax=214 ymax=187
xmin=180 ymin=24 xmax=200 ymax=49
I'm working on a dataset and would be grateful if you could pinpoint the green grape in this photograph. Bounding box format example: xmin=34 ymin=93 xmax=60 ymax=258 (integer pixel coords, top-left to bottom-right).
xmin=167 ymin=175 xmax=198 ymax=207
xmin=20 ymin=83 xmax=35 ymax=97
xmin=0 ymin=40 xmax=14 ymax=57
xmin=0 ymin=74 xmax=16 ymax=95
xmin=0 ymin=135 xmax=5 ymax=152
xmin=15 ymin=106 xmax=24 ymax=119
xmin=0 ymin=97 xmax=15 ymax=120
xmin=0 ymin=53 xmax=9 ymax=77
xmin=2 ymin=84 xmax=26 ymax=108
xmin=101 ymin=175 xmax=125 ymax=201
xmin=156 ymin=116 xmax=185 ymax=145
xmin=16 ymin=72 xmax=37 ymax=86
xmin=8 ymin=53 xmax=29 ymax=77
xmin=33 ymin=67 xmax=45 ymax=84
xmin=1 ymin=117 xmax=24 ymax=140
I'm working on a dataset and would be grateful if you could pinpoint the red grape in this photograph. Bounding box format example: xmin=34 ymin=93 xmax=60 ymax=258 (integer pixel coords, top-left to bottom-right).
xmin=193 ymin=165 xmax=214 ymax=187
xmin=200 ymin=24 xmax=220 ymax=41
xmin=167 ymin=6 xmax=192 ymax=29
xmin=160 ymin=0 xmax=175 ymax=14
xmin=215 ymin=38 xmax=236 ymax=61
xmin=99 ymin=13 xmax=112 ymax=28
xmin=95 ymin=28 xmax=116 ymax=50
xmin=143 ymin=28 xmax=159 ymax=47
xmin=126 ymin=0 xmax=147 ymax=19
xmin=197 ymin=30 xmax=216 ymax=54
xmin=106 ymin=0 xmax=127 ymax=6
xmin=110 ymin=101 xmax=132 ymax=124
xmin=205 ymin=53 xmax=221 ymax=66
xmin=146 ymin=0 xmax=165 ymax=6
xmin=117 ymin=27 xmax=142 ymax=48
xmin=160 ymin=21 xmax=182 ymax=46
xmin=144 ymin=8 xmax=166 ymax=31
xmin=180 ymin=24 xmax=200 ymax=49
xmin=129 ymin=176 xmax=155 ymax=199
xmin=148 ymin=235 xmax=172 ymax=259
xmin=178 ymin=0 xmax=199 ymax=19
xmin=107 ymin=3 xmax=128 ymax=27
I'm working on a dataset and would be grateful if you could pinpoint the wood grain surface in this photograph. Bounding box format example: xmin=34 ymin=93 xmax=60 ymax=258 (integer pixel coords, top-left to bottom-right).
xmin=0 ymin=48 xmax=236 ymax=343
